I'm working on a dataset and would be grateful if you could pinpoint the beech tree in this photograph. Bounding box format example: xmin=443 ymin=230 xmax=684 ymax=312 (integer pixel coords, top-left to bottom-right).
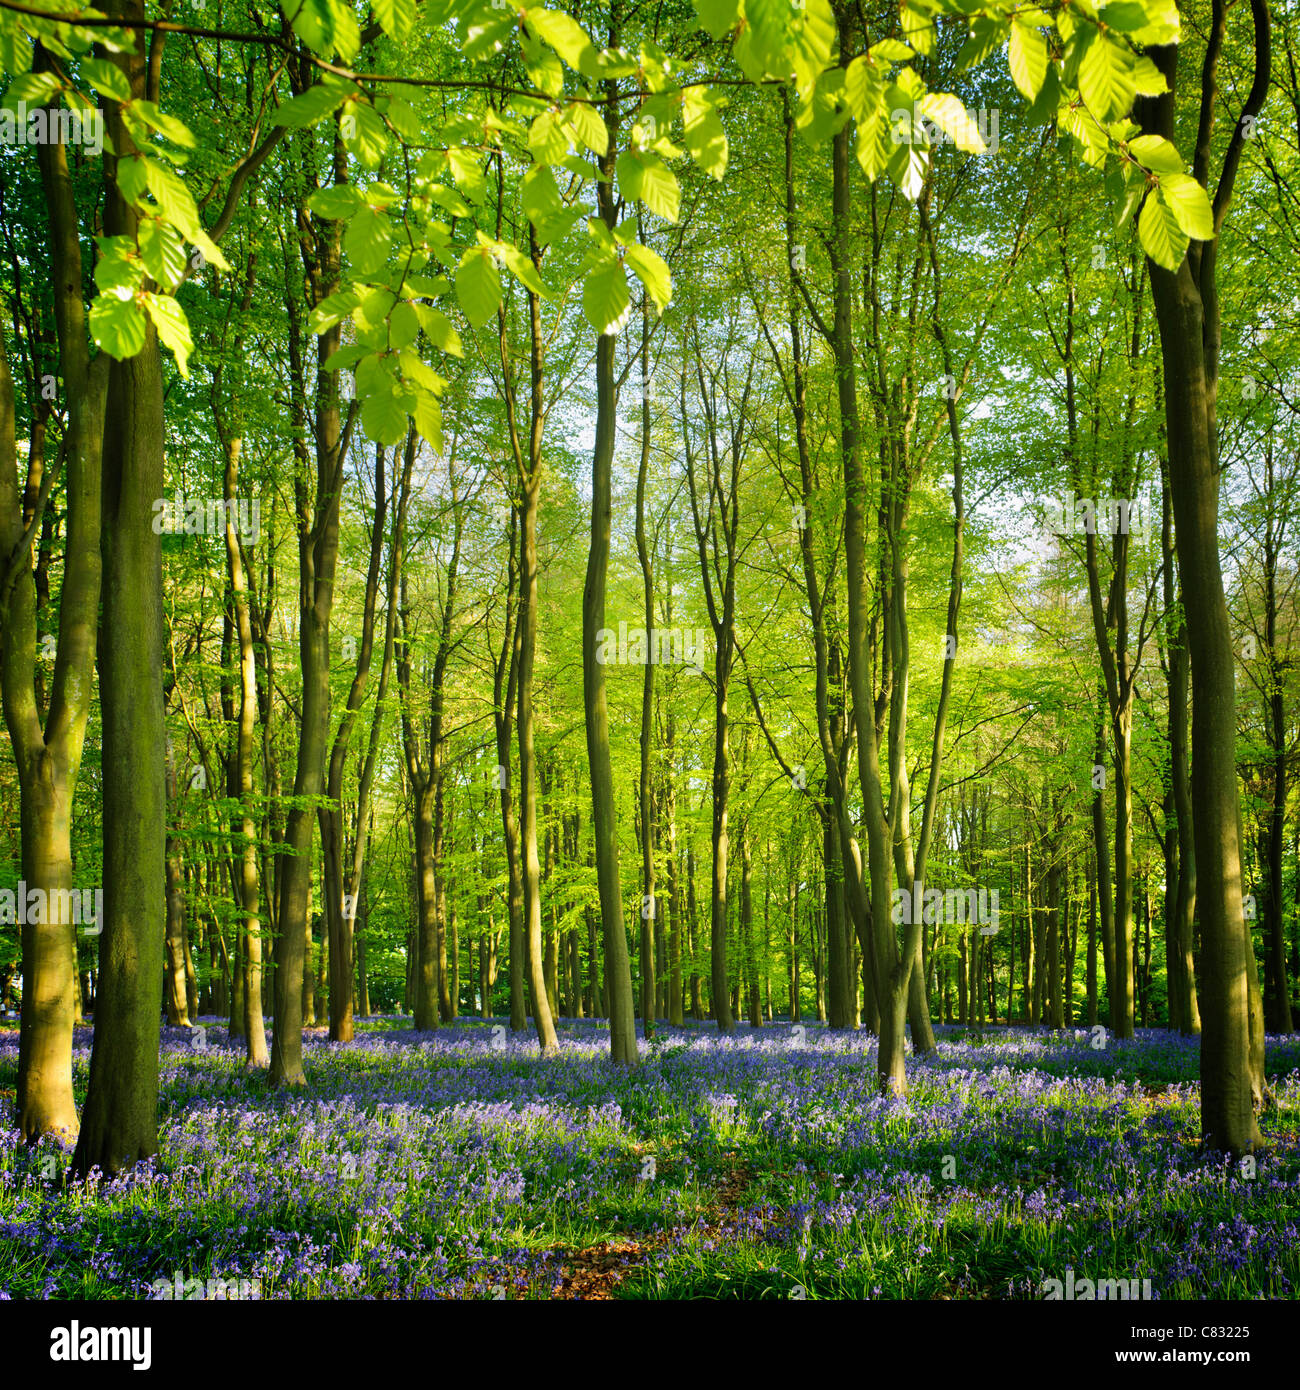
xmin=1 ymin=0 xmax=1293 ymax=1172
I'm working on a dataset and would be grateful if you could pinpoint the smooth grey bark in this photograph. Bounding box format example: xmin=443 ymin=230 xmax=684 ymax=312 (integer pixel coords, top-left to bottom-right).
xmin=1 ymin=63 xmax=107 ymax=1143
xmin=72 ymin=1 xmax=165 ymax=1172
xmin=1138 ymin=10 xmax=1269 ymax=1153
xmin=270 ymin=111 xmax=351 ymax=1088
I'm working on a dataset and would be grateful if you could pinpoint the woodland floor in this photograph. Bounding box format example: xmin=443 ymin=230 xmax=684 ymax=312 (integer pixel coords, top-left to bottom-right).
xmin=1 ymin=1020 xmax=1299 ymax=1299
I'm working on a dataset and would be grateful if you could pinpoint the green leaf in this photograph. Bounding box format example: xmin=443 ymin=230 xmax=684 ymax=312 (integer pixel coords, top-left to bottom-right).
xmin=683 ymin=92 xmax=727 ymax=179
xmin=538 ymin=207 xmax=586 ymax=244
xmin=144 ymin=160 xmax=202 ymax=242
xmin=501 ymin=244 xmax=551 ymax=298
xmin=1126 ymin=134 xmax=1181 ymax=174
xmin=324 ymin=344 xmax=367 ymax=372
xmin=956 ymin=16 xmax=1005 ymax=71
xmin=457 ymin=247 xmax=502 ymax=328
xmin=1159 ymin=172 xmax=1213 ymax=241
xmin=623 ymin=242 xmax=671 ymax=314
xmin=93 ymin=236 xmax=145 ymax=295
xmin=527 ymin=8 xmax=595 ymax=69
xmin=3 ymin=71 xmax=61 ymax=106
xmin=799 ymin=75 xmax=852 ymax=144
xmin=523 ymin=34 xmax=565 ymax=97
xmin=341 ymin=101 xmax=388 ymax=170
xmin=412 ymin=386 xmax=443 ymax=453
xmin=1008 ymin=21 xmax=1047 ymax=101
xmin=344 ymin=205 xmax=392 ymax=276
xmin=1109 ymin=161 xmax=1146 ymax=230
xmin=528 ymin=111 xmax=570 ymax=163
xmin=887 ymin=138 xmax=929 ymax=201
xmin=428 ymin=184 xmax=471 ymax=217
xmin=732 ymin=24 xmax=768 ymax=86
xmin=870 ymin=39 xmax=914 ymax=63
xmin=192 ymin=229 xmax=231 ymax=273
xmin=461 ymin=5 xmax=514 ymax=60
xmin=383 ymin=95 xmax=423 ymax=142
xmin=132 ymin=100 xmax=196 ymax=148
xmin=522 ymin=164 xmax=564 ymax=224
xmin=79 ymin=56 xmax=130 ymax=103
xmin=289 ymin=0 xmax=345 ymax=58
xmin=919 ymin=93 xmax=987 ymax=153
xmin=900 ymin=0 xmax=936 ymax=57
xmin=1025 ymin=61 xmax=1061 ymax=126
xmin=1061 ymin=19 xmax=1091 ymax=86
xmin=361 ymin=385 xmax=410 ymax=447
xmin=356 ymin=353 xmax=395 ymax=401
xmin=1127 ymin=0 xmax=1179 ymax=46
xmin=355 ymin=288 xmax=397 ymax=332
xmin=446 ymin=147 xmax=488 ymax=203
xmin=115 ymin=157 xmax=150 ymax=206
xmin=1131 ymin=56 xmax=1168 ymax=97
xmin=745 ymin=0 xmax=791 ymax=71
xmin=389 ymin=301 xmax=420 ymax=349
xmin=855 ymin=101 xmax=893 ymax=181
xmin=403 ymin=273 xmax=450 ymax=298
xmin=616 ymin=152 xmax=679 ymax=221
xmin=309 ymin=184 xmax=363 ymax=220
xmin=893 ymin=66 xmax=926 ymax=101
xmin=358 ymin=182 xmax=398 ymax=207
xmin=693 ymin=0 xmax=741 ymax=40
xmin=791 ymin=0 xmax=836 ymax=100
xmin=845 ymin=56 xmax=882 ymax=123
xmin=89 ymin=293 xmax=146 ymax=359
xmin=565 ymin=101 xmax=608 ymax=156
xmin=399 ymin=349 xmax=443 ymax=395
xmin=1078 ymin=32 xmax=1135 ymax=124
xmin=1059 ymin=98 xmax=1109 ymax=168
xmin=138 ymin=219 xmax=187 ymax=290
xmin=309 ymin=290 xmax=360 ymax=335
xmin=582 ymin=255 xmax=629 ymax=335
xmin=142 ymin=292 xmax=193 ymax=376
xmin=414 ymin=304 xmax=463 ymax=356
xmin=1100 ymin=1 xmax=1148 ymax=30
xmin=373 ymin=0 xmax=415 ymax=41
xmin=1137 ymin=188 xmax=1188 ymax=270
xmin=275 ymin=82 xmax=348 ymax=129
xmin=0 ymin=32 xmax=33 ymax=79
xmin=329 ymin=0 xmax=362 ymax=58
xmin=639 ymin=39 xmax=674 ymax=93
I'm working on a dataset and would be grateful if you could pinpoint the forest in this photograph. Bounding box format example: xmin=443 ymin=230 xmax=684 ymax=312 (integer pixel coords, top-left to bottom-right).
xmin=0 ymin=0 xmax=1299 ymax=1315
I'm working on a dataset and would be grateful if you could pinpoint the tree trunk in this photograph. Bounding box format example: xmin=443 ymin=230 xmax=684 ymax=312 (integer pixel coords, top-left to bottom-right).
xmin=1140 ymin=28 xmax=1267 ymax=1152
xmin=270 ymin=142 xmax=346 ymax=1087
xmin=2 ymin=63 xmax=106 ymax=1144
xmin=412 ymin=788 xmax=440 ymax=1031
xmin=583 ymin=313 xmax=636 ymax=1058
xmin=72 ymin=7 xmax=165 ymax=1171
xmin=518 ymin=468 xmax=557 ymax=1050
xmin=742 ymin=829 xmax=761 ymax=1026
xmin=163 ymin=751 xmax=190 ymax=1028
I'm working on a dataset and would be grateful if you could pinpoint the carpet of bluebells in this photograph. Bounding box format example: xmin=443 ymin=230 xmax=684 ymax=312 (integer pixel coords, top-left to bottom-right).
xmin=2 ymin=1018 xmax=1299 ymax=1300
